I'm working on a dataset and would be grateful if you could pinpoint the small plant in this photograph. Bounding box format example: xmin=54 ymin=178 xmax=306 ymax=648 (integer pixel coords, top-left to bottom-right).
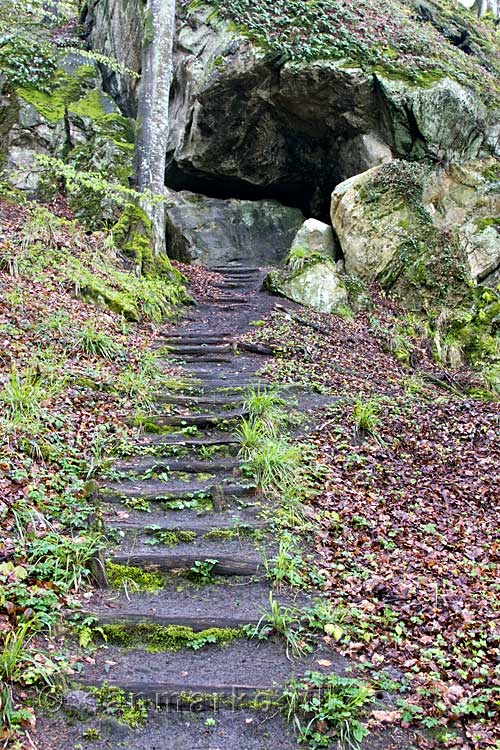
xmin=353 ymin=395 xmax=382 ymax=443
xmin=250 ymin=592 xmax=307 ymax=659
xmin=244 ymin=384 xmax=286 ymax=433
xmin=237 ymin=417 xmax=268 ymax=455
xmin=0 ymin=365 xmax=45 ymax=419
xmin=286 ymin=245 xmax=330 ymax=273
xmin=243 ymin=438 xmax=301 ymax=492
xmin=283 ymin=672 xmax=373 ymax=750
xmin=188 ymin=559 xmax=218 ymax=585
xmin=76 ymin=321 xmax=120 ymax=359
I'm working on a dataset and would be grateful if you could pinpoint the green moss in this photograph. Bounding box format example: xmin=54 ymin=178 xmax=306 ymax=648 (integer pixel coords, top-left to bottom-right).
xmin=148 ymin=529 xmax=198 ymax=546
xmin=362 ymin=161 xmax=470 ymax=310
xmin=111 ymin=203 xmax=154 ymax=276
xmin=68 ymin=89 xmax=107 ymax=120
xmin=474 ymin=217 xmax=500 ymax=232
xmin=106 ymin=561 xmax=166 ymax=591
xmin=101 ymin=623 xmax=244 ymax=652
xmin=204 ymin=525 xmax=260 ymax=541
xmin=111 ymin=203 xmax=180 ymax=281
xmin=17 ymin=65 xmax=99 ymax=123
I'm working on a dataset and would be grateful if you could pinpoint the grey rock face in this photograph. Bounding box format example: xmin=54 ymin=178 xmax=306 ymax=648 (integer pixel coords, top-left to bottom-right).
xmin=165 ymin=191 xmax=304 ymax=267
xmin=85 ymin=5 xmax=499 ymax=216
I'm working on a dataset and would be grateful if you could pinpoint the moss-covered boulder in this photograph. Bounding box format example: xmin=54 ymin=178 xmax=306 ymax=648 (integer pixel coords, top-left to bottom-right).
xmin=331 ymin=158 xmax=500 ymax=310
xmin=264 ymin=260 xmax=348 ymax=314
xmin=291 ymin=219 xmax=336 ymax=258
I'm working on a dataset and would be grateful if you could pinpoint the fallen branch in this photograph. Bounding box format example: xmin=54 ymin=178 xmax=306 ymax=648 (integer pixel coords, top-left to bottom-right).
xmin=273 ymin=304 xmax=331 ymax=336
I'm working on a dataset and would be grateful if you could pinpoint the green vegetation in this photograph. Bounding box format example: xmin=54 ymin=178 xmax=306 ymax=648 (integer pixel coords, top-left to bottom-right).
xmin=286 ymin=245 xmax=331 ymax=273
xmin=106 ymin=562 xmax=167 ymax=592
xmin=188 ymin=558 xmax=219 ymax=584
xmin=101 ymin=623 xmax=244 ymax=652
xmin=353 ymin=394 xmax=382 ymax=442
xmin=363 ymin=161 xmax=471 ymax=310
xmin=91 ymin=684 xmax=148 ymax=728
xmin=0 ymin=203 xmax=187 ymax=322
xmin=146 ymin=527 xmax=198 ymax=546
xmin=283 ymin=672 xmax=373 ymax=750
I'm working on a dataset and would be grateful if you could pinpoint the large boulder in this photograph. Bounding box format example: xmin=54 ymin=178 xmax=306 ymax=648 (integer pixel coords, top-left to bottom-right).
xmin=85 ymin=4 xmax=499 ymax=218
xmin=331 ymin=158 xmax=500 ymax=310
xmin=265 ymin=260 xmax=348 ymax=314
xmin=165 ymin=191 xmax=304 ymax=267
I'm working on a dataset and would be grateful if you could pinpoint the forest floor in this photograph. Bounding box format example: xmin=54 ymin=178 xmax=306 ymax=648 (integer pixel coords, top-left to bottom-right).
xmin=0 ymin=197 xmax=498 ymax=750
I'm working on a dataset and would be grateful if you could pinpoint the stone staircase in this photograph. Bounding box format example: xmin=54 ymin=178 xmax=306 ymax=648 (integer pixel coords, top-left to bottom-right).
xmin=72 ymin=265 xmax=338 ymax=747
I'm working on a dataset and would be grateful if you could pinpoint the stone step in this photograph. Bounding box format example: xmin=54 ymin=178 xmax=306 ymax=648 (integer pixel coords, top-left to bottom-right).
xmin=110 ymin=456 xmax=241 ymax=476
xmin=102 ymin=506 xmax=265 ymax=532
xmin=101 ymin=479 xmax=256 ymax=504
xmin=210 ymin=266 xmax=261 ymax=274
xmin=165 ymin=344 xmax=233 ymax=355
xmin=76 ymin=639 xmax=343 ymax=706
xmin=85 ymin=582 xmax=303 ymax=631
xmin=173 ymin=355 xmax=235 ymax=365
xmin=153 ymin=393 xmax=244 ymax=407
xmin=135 ymin=432 xmax=240 ymax=450
xmin=51 ymin=707 xmax=299 ymax=749
xmin=137 ymin=408 xmax=248 ymax=429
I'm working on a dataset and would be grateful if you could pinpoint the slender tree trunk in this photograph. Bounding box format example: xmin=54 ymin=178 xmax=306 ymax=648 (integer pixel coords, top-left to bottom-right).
xmin=133 ymin=0 xmax=176 ymax=257
xmin=472 ymin=0 xmax=499 ymax=17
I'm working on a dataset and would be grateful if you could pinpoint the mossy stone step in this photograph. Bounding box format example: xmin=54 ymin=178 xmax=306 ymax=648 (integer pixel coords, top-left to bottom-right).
xmin=136 ymin=408 xmax=248 ymax=429
xmin=135 ymin=432 xmax=240 ymax=450
xmin=166 ymin=344 xmax=233 ymax=355
xmin=75 ymin=639 xmax=344 ymax=707
xmin=153 ymin=393 xmax=244 ymax=407
xmin=101 ymin=506 xmax=266 ymax=532
xmin=110 ymin=456 xmax=241 ymax=476
xmin=101 ymin=479 xmax=256 ymax=503
xmin=84 ymin=582 xmax=304 ymax=631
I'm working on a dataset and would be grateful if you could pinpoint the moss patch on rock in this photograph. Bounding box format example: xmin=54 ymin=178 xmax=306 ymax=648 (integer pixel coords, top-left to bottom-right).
xmin=17 ymin=65 xmax=101 ymax=123
xmin=359 ymin=161 xmax=471 ymax=310
xmin=204 ymin=0 xmax=500 ymax=106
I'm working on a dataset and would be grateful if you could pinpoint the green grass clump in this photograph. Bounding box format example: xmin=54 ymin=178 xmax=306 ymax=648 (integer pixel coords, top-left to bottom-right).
xmin=76 ymin=321 xmax=120 ymax=360
xmin=101 ymin=623 xmax=244 ymax=652
xmin=0 ymin=366 xmax=45 ymax=419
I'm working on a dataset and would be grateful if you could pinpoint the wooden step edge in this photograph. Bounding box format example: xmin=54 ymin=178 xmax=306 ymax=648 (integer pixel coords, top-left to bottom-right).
xmin=74 ymin=680 xmax=283 ymax=707
xmin=109 ymin=554 xmax=262 ymax=576
xmin=88 ymin=612 xmax=262 ymax=630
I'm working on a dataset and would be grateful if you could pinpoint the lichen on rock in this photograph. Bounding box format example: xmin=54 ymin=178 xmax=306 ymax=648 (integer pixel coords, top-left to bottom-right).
xmin=331 ymin=158 xmax=500 ymax=311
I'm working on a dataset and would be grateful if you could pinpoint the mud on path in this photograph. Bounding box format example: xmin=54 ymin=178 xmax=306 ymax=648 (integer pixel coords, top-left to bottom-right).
xmin=34 ymin=266 xmax=422 ymax=750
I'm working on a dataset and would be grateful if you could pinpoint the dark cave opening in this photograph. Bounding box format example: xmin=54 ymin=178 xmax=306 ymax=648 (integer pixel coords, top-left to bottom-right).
xmin=165 ymin=160 xmax=336 ymax=224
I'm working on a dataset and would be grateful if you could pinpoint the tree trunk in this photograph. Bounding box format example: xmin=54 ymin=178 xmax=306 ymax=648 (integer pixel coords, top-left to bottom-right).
xmin=133 ymin=0 xmax=176 ymax=257
xmin=472 ymin=0 xmax=499 ymax=16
